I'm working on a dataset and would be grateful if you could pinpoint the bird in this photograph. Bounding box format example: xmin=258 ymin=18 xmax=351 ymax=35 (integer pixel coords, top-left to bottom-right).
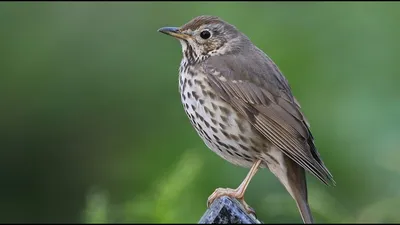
xmin=157 ymin=15 xmax=335 ymax=224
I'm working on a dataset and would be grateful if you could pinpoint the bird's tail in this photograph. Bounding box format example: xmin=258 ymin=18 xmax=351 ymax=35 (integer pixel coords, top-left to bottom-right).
xmin=288 ymin=159 xmax=314 ymax=224
xmin=274 ymin=154 xmax=315 ymax=224
xmin=295 ymin=192 xmax=314 ymax=224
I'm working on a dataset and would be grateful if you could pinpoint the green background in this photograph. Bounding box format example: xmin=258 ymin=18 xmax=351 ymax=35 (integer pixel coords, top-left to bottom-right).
xmin=1 ymin=2 xmax=400 ymax=223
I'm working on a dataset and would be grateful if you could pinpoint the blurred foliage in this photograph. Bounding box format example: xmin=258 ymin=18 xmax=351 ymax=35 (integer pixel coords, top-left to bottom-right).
xmin=1 ymin=2 xmax=400 ymax=223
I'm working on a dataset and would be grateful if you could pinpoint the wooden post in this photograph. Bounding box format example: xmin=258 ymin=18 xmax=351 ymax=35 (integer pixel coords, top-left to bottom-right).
xmin=198 ymin=196 xmax=263 ymax=224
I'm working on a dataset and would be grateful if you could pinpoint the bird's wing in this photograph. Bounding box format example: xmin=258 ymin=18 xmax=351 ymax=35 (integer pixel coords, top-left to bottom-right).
xmin=202 ymin=52 xmax=335 ymax=185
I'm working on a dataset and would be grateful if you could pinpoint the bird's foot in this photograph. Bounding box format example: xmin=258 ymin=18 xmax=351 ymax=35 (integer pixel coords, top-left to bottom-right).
xmin=207 ymin=187 xmax=256 ymax=216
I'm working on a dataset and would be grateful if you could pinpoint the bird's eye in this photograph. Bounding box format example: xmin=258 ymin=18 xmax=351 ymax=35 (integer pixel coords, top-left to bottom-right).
xmin=200 ymin=30 xmax=211 ymax=39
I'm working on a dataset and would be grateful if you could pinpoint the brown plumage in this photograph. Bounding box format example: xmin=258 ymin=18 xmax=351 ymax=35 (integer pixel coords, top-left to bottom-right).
xmin=158 ymin=15 xmax=335 ymax=223
xmin=181 ymin=15 xmax=221 ymax=31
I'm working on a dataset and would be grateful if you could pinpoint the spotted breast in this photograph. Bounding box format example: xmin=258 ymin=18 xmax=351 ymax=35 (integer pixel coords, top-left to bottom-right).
xmin=178 ymin=58 xmax=282 ymax=169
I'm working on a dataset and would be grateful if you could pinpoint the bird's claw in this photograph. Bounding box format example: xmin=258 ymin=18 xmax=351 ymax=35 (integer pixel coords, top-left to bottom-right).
xmin=240 ymin=200 xmax=257 ymax=217
xmin=207 ymin=187 xmax=256 ymax=216
xmin=207 ymin=187 xmax=235 ymax=207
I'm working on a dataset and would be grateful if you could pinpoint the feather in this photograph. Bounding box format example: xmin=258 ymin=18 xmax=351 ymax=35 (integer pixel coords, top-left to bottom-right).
xmin=203 ymin=51 xmax=335 ymax=186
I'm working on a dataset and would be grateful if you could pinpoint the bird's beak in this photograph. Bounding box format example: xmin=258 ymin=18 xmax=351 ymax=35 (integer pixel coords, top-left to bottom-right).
xmin=157 ymin=26 xmax=190 ymax=40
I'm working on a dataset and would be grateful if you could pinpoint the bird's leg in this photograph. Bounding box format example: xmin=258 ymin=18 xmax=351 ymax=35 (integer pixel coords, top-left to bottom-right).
xmin=207 ymin=159 xmax=262 ymax=215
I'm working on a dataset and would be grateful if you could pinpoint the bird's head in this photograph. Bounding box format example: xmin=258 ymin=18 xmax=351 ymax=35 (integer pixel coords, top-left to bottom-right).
xmin=158 ymin=15 xmax=250 ymax=61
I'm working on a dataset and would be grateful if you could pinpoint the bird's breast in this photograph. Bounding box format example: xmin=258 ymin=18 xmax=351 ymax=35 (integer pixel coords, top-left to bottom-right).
xmin=178 ymin=65 xmax=270 ymax=168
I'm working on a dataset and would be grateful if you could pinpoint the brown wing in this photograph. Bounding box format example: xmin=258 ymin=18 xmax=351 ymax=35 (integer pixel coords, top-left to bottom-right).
xmin=202 ymin=52 xmax=335 ymax=185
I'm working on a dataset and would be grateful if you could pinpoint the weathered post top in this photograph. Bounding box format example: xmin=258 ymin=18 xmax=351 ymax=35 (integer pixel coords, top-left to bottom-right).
xmin=198 ymin=196 xmax=263 ymax=224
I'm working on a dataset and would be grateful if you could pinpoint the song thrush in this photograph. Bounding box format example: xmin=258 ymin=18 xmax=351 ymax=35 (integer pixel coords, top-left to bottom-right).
xmin=158 ymin=15 xmax=335 ymax=223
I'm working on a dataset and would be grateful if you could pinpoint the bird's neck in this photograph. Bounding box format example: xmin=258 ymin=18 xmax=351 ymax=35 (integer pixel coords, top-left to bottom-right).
xmin=179 ymin=40 xmax=209 ymax=66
